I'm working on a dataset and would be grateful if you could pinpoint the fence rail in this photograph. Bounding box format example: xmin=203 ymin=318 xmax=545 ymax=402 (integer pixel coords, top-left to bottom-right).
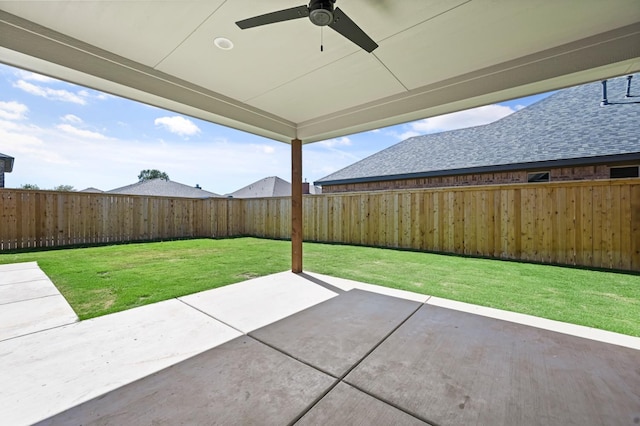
xmin=1 ymin=179 xmax=638 ymax=271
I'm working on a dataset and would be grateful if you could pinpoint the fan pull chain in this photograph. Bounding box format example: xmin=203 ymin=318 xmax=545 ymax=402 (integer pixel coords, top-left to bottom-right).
xmin=321 ymin=27 xmax=324 ymax=52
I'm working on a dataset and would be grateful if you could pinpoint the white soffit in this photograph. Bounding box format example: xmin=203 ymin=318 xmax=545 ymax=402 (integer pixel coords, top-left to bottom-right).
xmin=0 ymin=0 xmax=639 ymax=144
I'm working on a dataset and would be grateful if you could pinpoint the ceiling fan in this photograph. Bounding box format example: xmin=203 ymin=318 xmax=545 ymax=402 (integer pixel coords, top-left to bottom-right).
xmin=236 ymin=0 xmax=378 ymax=53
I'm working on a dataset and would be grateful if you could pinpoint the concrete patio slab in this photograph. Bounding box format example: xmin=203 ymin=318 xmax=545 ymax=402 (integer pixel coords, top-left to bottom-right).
xmin=2 ymin=263 xmax=639 ymax=425
xmin=0 ymin=299 xmax=241 ymax=425
xmin=0 ymin=261 xmax=78 ymax=341
xmin=179 ymin=271 xmax=339 ymax=333
xmin=0 ymin=279 xmax=61 ymax=305
xmin=36 ymin=336 xmax=336 ymax=426
xmin=428 ymin=296 xmax=640 ymax=350
xmin=296 ymin=382 xmax=427 ymax=426
xmin=250 ymin=289 xmax=421 ymax=377
xmin=0 ymin=295 xmax=78 ymax=341
xmin=0 ymin=261 xmax=40 ymax=273
xmin=0 ymin=262 xmax=49 ymax=285
xmin=300 ymin=271 xmax=431 ymax=303
xmin=345 ymin=304 xmax=640 ymax=426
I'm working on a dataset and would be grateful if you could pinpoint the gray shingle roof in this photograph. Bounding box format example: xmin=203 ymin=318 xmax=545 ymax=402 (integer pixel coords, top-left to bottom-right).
xmin=108 ymin=179 xmax=220 ymax=198
xmin=228 ymin=176 xmax=291 ymax=198
xmin=227 ymin=176 xmax=322 ymax=198
xmin=316 ymin=74 xmax=640 ymax=185
xmin=79 ymin=187 xmax=104 ymax=193
xmin=0 ymin=153 xmax=14 ymax=172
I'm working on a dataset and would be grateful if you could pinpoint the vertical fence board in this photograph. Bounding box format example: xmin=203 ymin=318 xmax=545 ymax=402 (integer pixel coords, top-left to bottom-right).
xmin=492 ymin=189 xmax=502 ymax=258
xmin=463 ymin=191 xmax=473 ymax=255
xmin=433 ymin=191 xmax=442 ymax=251
xmin=619 ymin=184 xmax=631 ymax=270
xmin=555 ymin=187 xmax=567 ymax=265
xmin=580 ymin=186 xmax=593 ymax=266
xmin=592 ymin=186 xmax=604 ymax=268
xmin=520 ymin=188 xmax=534 ymax=261
xmin=631 ymin=183 xmax=640 ymax=271
xmin=609 ymin=185 xmax=621 ymax=269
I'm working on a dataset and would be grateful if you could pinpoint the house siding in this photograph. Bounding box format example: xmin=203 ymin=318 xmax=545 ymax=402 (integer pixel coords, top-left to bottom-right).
xmin=320 ymin=163 xmax=629 ymax=193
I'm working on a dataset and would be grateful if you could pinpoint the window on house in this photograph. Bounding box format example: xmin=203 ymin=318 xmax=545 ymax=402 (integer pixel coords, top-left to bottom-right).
xmin=527 ymin=172 xmax=550 ymax=183
xmin=610 ymin=166 xmax=639 ymax=179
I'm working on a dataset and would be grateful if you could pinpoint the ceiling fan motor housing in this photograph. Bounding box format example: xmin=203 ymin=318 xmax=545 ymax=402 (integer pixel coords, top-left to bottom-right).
xmin=309 ymin=0 xmax=335 ymax=26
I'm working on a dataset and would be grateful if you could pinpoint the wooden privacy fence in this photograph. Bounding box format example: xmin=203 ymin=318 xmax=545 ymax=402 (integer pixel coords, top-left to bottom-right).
xmin=0 ymin=191 xmax=243 ymax=249
xmin=1 ymin=179 xmax=639 ymax=271
xmin=239 ymin=179 xmax=640 ymax=271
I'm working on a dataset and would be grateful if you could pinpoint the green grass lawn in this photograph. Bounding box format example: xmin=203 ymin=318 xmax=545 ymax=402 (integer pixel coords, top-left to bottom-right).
xmin=1 ymin=237 xmax=638 ymax=336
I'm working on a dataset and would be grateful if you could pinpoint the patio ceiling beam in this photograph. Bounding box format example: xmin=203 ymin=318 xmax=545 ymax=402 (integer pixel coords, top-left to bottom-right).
xmin=291 ymin=139 xmax=303 ymax=273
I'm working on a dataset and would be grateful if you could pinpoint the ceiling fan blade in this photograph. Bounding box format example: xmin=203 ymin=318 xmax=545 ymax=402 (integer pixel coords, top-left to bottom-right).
xmin=236 ymin=5 xmax=309 ymax=29
xmin=329 ymin=7 xmax=378 ymax=53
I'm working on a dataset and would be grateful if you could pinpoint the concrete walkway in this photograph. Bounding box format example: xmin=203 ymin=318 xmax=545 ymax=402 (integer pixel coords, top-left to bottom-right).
xmin=0 ymin=262 xmax=77 ymax=341
xmin=0 ymin=264 xmax=639 ymax=425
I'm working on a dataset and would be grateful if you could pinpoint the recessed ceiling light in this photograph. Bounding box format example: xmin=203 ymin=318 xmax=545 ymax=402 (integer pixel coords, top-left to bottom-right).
xmin=214 ymin=37 xmax=234 ymax=50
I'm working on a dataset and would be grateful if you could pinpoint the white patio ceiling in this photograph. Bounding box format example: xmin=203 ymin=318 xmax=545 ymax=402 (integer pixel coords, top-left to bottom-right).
xmin=0 ymin=0 xmax=639 ymax=144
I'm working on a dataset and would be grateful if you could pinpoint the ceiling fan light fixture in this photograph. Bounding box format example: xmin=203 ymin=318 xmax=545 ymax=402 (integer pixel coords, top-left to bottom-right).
xmin=214 ymin=37 xmax=234 ymax=50
xmin=309 ymin=9 xmax=333 ymax=26
xmin=309 ymin=0 xmax=335 ymax=26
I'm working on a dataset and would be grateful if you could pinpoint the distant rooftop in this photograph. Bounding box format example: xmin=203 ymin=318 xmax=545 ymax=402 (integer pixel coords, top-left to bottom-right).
xmin=228 ymin=176 xmax=321 ymax=198
xmin=228 ymin=176 xmax=292 ymax=199
xmin=316 ymin=74 xmax=640 ymax=186
xmin=79 ymin=187 xmax=103 ymax=193
xmin=108 ymin=179 xmax=220 ymax=198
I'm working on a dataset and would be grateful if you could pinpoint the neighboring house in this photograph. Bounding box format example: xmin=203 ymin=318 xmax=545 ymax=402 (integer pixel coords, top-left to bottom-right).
xmin=0 ymin=153 xmax=14 ymax=188
xmin=108 ymin=178 xmax=220 ymax=198
xmin=316 ymin=74 xmax=640 ymax=193
xmin=79 ymin=187 xmax=104 ymax=193
xmin=227 ymin=176 xmax=321 ymax=198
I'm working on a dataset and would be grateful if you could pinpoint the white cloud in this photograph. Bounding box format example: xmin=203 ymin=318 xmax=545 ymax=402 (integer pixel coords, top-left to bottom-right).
xmin=254 ymin=144 xmax=275 ymax=154
xmin=0 ymin=101 xmax=28 ymax=120
xmin=318 ymin=137 xmax=352 ymax=148
xmin=0 ymin=120 xmax=69 ymax=166
xmin=0 ymin=116 xmax=305 ymax=193
xmin=14 ymin=80 xmax=86 ymax=105
xmin=56 ymin=123 xmax=107 ymax=140
xmin=154 ymin=116 xmax=200 ymax=137
xmin=77 ymin=89 xmax=111 ymax=101
xmin=399 ymin=130 xmax=420 ymax=140
xmin=61 ymin=114 xmax=83 ymax=124
xmin=15 ymin=70 xmax=57 ymax=83
xmin=0 ymin=119 xmax=23 ymax=132
xmin=401 ymin=104 xmax=517 ymax=139
xmin=303 ymin=147 xmax=366 ymax=182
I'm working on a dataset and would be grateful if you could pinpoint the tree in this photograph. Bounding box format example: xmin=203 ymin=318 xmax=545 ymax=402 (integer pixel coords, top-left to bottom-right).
xmin=138 ymin=169 xmax=170 ymax=182
xmin=53 ymin=185 xmax=75 ymax=192
xmin=20 ymin=184 xmax=40 ymax=190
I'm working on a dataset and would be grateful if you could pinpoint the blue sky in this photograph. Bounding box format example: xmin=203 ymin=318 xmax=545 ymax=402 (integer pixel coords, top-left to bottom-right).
xmin=0 ymin=62 xmax=552 ymax=194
